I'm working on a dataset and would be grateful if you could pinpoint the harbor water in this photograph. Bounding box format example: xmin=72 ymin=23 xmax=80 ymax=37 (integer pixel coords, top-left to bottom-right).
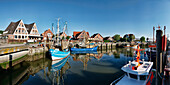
xmin=0 ymin=48 xmax=148 ymax=85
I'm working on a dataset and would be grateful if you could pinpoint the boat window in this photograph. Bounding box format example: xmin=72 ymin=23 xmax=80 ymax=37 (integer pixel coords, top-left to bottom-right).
xmin=140 ymin=75 xmax=146 ymax=80
xmin=129 ymin=73 xmax=137 ymax=79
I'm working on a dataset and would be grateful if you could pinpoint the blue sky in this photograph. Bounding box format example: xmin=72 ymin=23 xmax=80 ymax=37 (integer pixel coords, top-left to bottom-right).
xmin=0 ymin=0 xmax=170 ymax=39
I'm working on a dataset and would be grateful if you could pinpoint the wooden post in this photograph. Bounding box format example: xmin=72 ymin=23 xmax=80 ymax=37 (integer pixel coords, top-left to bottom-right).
xmin=156 ymin=30 xmax=163 ymax=85
xmin=106 ymin=43 xmax=108 ymax=52
xmin=111 ymin=43 xmax=112 ymax=51
xmin=101 ymin=44 xmax=102 ymax=53
xmin=9 ymin=55 xmax=12 ymax=85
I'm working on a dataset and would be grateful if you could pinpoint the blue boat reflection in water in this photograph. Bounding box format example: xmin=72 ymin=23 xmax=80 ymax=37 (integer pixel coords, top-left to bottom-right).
xmin=49 ymin=55 xmax=70 ymax=85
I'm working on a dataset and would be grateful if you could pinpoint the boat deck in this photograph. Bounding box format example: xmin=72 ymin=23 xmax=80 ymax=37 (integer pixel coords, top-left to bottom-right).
xmin=122 ymin=61 xmax=153 ymax=75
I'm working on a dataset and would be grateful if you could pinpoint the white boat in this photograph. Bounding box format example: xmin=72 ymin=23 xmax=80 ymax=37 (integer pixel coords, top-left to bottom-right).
xmin=111 ymin=45 xmax=154 ymax=85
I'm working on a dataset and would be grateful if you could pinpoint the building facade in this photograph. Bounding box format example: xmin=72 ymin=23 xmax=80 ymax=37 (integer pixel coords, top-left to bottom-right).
xmin=73 ymin=30 xmax=89 ymax=40
xmin=89 ymin=33 xmax=103 ymax=42
xmin=41 ymin=28 xmax=53 ymax=41
xmin=4 ymin=20 xmax=41 ymax=43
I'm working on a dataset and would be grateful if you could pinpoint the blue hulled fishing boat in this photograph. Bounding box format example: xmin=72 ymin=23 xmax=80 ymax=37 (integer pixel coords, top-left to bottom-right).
xmin=49 ymin=49 xmax=70 ymax=61
xmin=71 ymin=46 xmax=98 ymax=52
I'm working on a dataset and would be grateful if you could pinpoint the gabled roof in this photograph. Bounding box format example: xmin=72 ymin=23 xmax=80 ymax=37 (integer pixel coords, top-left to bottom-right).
xmin=25 ymin=23 xmax=35 ymax=34
xmin=73 ymin=31 xmax=81 ymax=37
xmin=41 ymin=28 xmax=53 ymax=36
xmin=103 ymin=36 xmax=113 ymax=40
xmin=5 ymin=20 xmax=21 ymax=34
xmin=91 ymin=33 xmax=103 ymax=38
xmin=73 ymin=31 xmax=89 ymax=38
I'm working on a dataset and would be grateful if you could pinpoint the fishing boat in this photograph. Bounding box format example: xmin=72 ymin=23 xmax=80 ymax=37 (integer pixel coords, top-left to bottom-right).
xmin=124 ymin=44 xmax=137 ymax=49
xmin=111 ymin=45 xmax=154 ymax=85
xmin=49 ymin=49 xmax=70 ymax=61
xmin=71 ymin=46 xmax=98 ymax=52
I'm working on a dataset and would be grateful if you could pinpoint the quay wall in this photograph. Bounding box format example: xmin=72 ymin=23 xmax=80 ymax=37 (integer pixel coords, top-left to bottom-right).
xmin=0 ymin=45 xmax=49 ymax=69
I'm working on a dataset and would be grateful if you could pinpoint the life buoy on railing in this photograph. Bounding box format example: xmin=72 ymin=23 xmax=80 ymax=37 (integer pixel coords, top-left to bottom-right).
xmin=162 ymin=35 xmax=167 ymax=51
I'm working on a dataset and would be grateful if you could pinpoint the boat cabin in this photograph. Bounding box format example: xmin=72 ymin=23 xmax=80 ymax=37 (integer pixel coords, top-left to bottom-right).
xmin=121 ymin=60 xmax=153 ymax=80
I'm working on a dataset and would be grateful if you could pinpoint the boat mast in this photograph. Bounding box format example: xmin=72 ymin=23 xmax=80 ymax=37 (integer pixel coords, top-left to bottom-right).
xmin=63 ymin=21 xmax=67 ymax=39
xmin=52 ymin=23 xmax=56 ymax=41
xmin=57 ymin=18 xmax=60 ymax=44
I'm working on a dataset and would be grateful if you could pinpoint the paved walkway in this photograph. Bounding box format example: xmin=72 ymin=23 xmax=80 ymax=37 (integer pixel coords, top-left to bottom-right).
xmin=0 ymin=44 xmax=25 ymax=48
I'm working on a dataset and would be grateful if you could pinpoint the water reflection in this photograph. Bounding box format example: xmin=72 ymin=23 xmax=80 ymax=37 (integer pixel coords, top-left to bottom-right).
xmin=71 ymin=52 xmax=103 ymax=70
xmin=50 ymin=56 xmax=70 ymax=85
xmin=0 ymin=47 xmax=149 ymax=85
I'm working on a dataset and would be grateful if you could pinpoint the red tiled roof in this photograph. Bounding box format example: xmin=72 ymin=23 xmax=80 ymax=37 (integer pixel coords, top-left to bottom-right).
xmin=73 ymin=31 xmax=81 ymax=37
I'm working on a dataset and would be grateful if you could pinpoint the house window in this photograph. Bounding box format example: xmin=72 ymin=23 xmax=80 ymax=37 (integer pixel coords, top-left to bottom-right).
xmin=47 ymin=33 xmax=51 ymax=37
xmin=22 ymin=30 xmax=24 ymax=33
xmin=22 ymin=25 xmax=24 ymax=27
xmin=22 ymin=36 xmax=24 ymax=39
xmin=25 ymin=36 xmax=27 ymax=39
xmin=15 ymin=35 xmax=17 ymax=39
xmin=19 ymin=30 xmax=20 ymax=33
xmin=15 ymin=30 xmax=17 ymax=33
xmin=19 ymin=35 xmax=21 ymax=39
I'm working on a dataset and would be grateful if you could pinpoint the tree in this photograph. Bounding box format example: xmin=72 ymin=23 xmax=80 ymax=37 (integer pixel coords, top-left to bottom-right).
xmin=129 ymin=35 xmax=135 ymax=41
xmin=113 ymin=34 xmax=120 ymax=41
xmin=62 ymin=36 xmax=65 ymax=40
xmin=120 ymin=38 xmax=125 ymax=42
xmin=146 ymin=37 xmax=149 ymax=42
xmin=0 ymin=30 xmax=3 ymax=34
xmin=140 ymin=36 xmax=145 ymax=42
xmin=66 ymin=36 xmax=70 ymax=40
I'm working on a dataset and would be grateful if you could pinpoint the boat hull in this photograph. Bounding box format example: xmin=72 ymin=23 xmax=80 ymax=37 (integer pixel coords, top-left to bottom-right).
xmin=49 ymin=49 xmax=70 ymax=61
xmin=71 ymin=46 xmax=98 ymax=52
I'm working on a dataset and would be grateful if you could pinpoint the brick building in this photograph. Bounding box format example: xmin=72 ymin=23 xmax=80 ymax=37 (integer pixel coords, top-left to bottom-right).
xmin=41 ymin=28 xmax=53 ymax=41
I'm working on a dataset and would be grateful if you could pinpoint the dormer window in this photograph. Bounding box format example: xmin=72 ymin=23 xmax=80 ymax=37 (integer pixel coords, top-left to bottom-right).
xmin=22 ymin=24 xmax=24 ymax=27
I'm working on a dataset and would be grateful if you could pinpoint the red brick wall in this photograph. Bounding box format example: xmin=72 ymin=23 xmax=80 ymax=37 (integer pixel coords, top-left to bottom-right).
xmin=42 ymin=29 xmax=53 ymax=41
